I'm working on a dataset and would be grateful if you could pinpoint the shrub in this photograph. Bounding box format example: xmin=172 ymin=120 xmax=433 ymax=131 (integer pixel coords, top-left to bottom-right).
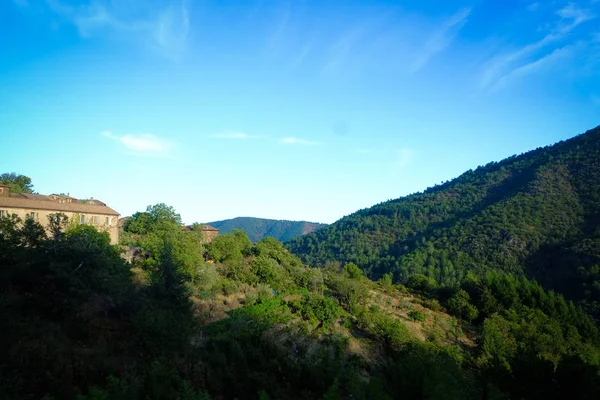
xmin=421 ymin=299 xmax=443 ymax=312
xmin=447 ymin=289 xmax=479 ymax=322
xmin=408 ymin=310 xmax=426 ymax=323
xmin=406 ymin=274 xmax=437 ymax=293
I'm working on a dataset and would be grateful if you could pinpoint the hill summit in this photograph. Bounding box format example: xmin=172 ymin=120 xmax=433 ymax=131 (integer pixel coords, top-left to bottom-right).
xmin=207 ymin=216 xmax=327 ymax=242
xmin=289 ymin=126 xmax=600 ymax=316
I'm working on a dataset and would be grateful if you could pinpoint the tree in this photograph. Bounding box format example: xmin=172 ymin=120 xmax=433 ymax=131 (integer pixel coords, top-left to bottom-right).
xmin=0 ymin=172 xmax=34 ymax=193
xmin=379 ymin=273 xmax=394 ymax=291
xmin=124 ymin=203 xmax=182 ymax=235
xmin=447 ymin=289 xmax=479 ymax=322
xmin=47 ymin=213 xmax=69 ymax=240
xmin=344 ymin=263 xmax=363 ymax=280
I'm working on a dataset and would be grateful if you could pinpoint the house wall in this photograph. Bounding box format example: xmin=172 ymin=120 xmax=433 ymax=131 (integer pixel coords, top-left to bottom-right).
xmin=202 ymin=230 xmax=219 ymax=243
xmin=0 ymin=207 xmax=119 ymax=244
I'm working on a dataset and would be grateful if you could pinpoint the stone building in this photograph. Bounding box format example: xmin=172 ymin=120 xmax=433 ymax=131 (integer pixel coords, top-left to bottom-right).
xmin=182 ymin=224 xmax=219 ymax=243
xmin=0 ymin=184 xmax=120 ymax=244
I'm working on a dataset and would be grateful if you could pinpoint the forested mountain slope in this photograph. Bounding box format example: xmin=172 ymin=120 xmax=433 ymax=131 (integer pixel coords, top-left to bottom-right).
xmin=289 ymin=126 xmax=600 ymax=316
xmin=208 ymin=217 xmax=327 ymax=242
xmin=3 ymin=212 xmax=599 ymax=399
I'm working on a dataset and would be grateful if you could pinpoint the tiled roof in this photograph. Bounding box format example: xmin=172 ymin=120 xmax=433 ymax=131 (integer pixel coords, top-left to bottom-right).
xmin=0 ymin=196 xmax=119 ymax=216
xmin=182 ymin=224 xmax=219 ymax=231
xmin=18 ymin=193 xmax=53 ymax=201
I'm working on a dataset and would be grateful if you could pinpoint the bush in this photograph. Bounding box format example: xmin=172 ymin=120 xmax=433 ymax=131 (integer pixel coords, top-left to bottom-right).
xmin=406 ymin=274 xmax=437 ymax=293
xmin=421 ymin=299 xmax=443 ymax=312
xmin=344 ymin=263 xmax=363 ymax=280
xmin=408 ymin=310 xmax=426 ymax=323
xmin=447 ymin=290 xmax=479 ymax=322
xmin=292 ymin=293 xmax=343 ymax=329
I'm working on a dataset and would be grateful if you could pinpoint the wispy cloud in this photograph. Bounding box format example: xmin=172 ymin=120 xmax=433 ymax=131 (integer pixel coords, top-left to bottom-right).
xmin=481 ymin=2 xmax=596 ymax=89
xmin=41 ymin=0 xmax=190 ymax=57
xmin=11 ymin=0 xmax=29 ymax=6
xmin=396 ymin=147 xmax=413 ymax=168
xmin=412 ymin=8 xmax=471 ymax=72
xmin=492 ymin=44 xmax=577 ymax=90
xmin=268 ymin=0 xmax=293 ymax=51
xmin=209 ymin=132 xmax=262 ymax=140
xmin=324 ymin=27 xmax=368 ymax=74
xmin=556 ymin=2 xmax=596 ymax=25
xmin=102 ymin=131 xmax=173 ymax=156
xmin=280 ymin=137 xmax=321 ymax=146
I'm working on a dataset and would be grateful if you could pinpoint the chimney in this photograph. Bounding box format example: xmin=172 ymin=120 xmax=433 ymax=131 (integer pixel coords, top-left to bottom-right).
xmin=0 ymin=185 xmax=9 ymax=197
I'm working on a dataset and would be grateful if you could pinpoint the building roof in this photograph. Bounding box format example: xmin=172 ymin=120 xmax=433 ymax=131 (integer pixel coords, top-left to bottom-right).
xmin=15 ymin=193 xmax=53 ymax=201
xmin=50 ymin=193 xmax=77 ymax=200
xmin=182 ymin=224 xmax=219 ymax=231
xmin=0 ymin=196 xmax=120 ymax=216
xmin=84 ymin=199 xmax=107 ymax=206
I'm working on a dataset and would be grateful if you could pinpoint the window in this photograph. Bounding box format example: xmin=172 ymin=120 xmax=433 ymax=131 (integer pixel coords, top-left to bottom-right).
xmin=93 ymin=216 xmax=99 ymax=224
xmin=0 ymin=210 xmax=4 ymax=218
xmin=80 ymin=214 xmax=86 ymax=224
xmin=105 ymin=216 xmax=111 ymax=225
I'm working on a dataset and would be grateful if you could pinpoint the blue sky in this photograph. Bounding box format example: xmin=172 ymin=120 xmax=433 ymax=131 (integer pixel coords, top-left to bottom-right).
xmin=1 ymin=0 xmax=599 ymax=224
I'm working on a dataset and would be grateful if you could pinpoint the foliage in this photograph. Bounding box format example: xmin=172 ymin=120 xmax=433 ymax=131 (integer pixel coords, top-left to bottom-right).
xmin=0 ymin=172 xmax=34 ymax=193
xmin=288 ymin=126 xmax=600 ymax=317
xmin=408 ymin=310 xmax=427 ymax=323
xmin=124 ymin=203 xmax=183 ymax=235
xmin=207 ymin=216 xmax=327 ymax=242
xmin=3 ymin=195 xmax=600 ymax=400
xmin=447 ymin=289 xmax=479 ymax=322
xmin=344 ymin=262 xmax=363 ymax=280
xmin=289 ymin=293 xmax=343 ymax=329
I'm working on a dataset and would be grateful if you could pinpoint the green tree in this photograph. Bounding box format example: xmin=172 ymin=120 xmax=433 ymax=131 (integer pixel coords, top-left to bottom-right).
xmin=0 ymin=172 xmax=34 ymax=193
xmin=344 ymin=263 xmax=363 ymax=280
xmin=447 ymin=289 xmax=479 ymax=322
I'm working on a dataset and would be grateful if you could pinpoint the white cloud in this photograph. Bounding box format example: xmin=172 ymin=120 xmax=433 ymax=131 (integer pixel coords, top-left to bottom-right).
xmin=527 ymin=3 xmax=540 ymax=12
xmin=492 ymin=44 xmax=577 ymax=90
xmin=280 ymin=137 xmax=321 ymax=145
xmin=412 ymin=7 xmax=471 ymax=72
xmin=43 ymin=0 xmax=190 ymax=57
xmin=396 ymin=147 xmax=413 ymax=168
xmin=102 ymin=131 xmax=173 ymax=156
xmin=481 ymin=2 xmax=596 ymax=89
xmin=556 ymin=3 xmax=596 ymax=26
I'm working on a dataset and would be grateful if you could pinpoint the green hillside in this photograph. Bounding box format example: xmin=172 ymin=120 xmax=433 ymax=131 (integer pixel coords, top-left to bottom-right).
xmin=288 ymin=126 xmax=600 ymax=316
xmin=208 ymin=216 xmax=327 ymax=242
xmin=3 ymin=211 xmax=599 ymax=399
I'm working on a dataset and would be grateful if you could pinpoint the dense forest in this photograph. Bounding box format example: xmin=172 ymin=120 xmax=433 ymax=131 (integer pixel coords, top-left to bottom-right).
xmin=3 ymin=125 xmax=600 ymax=400
xmin=207 ymin=217 xmax=327 ymax=242
xmin=1 ymin=199 xmax=600 ymax=399
xmin=288 ymin=126 xmax=600 ymax=318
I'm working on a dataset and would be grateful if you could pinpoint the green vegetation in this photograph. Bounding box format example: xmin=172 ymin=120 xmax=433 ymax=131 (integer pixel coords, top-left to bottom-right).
xmin=3 ymin=125 xmax=600 ymax=400
xmin=288 ymin=126 xmax=600 ymax=318
xmin=0 ymin=172 xmax=34 ymax=193
xmin=2 ymin=205 xmax=600 ymax=398
xmin=207 ymin=216 xmax=327 ymax=242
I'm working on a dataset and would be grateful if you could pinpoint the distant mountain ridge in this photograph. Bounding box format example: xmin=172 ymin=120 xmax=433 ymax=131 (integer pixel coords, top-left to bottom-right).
xmin=207 ymin=217 xmax=327 ymax=242
xmin=288 ymin=126 xmax=600 ymax=316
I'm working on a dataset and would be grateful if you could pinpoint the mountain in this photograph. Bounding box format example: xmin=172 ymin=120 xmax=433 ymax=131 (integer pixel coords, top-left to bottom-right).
xmin=207 ymin=216 xmax=327 ymax=242
xmin=289 ymin=126 xmax=600 ymax=316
